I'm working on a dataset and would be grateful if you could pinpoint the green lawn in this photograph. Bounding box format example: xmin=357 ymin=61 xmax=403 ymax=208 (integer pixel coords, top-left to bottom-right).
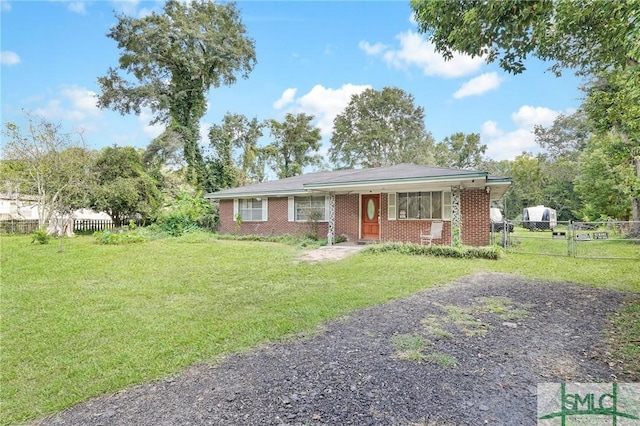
xmin=1 ymin=234 xmax=638 ymax=425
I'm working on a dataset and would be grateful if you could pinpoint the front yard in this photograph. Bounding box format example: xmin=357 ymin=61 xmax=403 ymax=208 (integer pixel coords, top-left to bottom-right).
xmin=1 ymin=234 xmax=638 ymax=425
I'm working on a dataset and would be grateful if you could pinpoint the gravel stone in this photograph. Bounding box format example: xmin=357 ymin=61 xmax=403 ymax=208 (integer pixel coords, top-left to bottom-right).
xmin=33 ymin=272 xmax=637 ymax=426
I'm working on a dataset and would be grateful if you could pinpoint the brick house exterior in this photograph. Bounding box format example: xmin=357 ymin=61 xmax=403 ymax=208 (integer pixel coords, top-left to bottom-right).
xmin=207 ymin=164 xmax=511 ymax=247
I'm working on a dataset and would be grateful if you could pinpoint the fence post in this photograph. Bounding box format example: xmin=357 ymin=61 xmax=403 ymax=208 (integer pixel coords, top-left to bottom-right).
xmin=501 ymin=221 xmax=507 ymax=248
xmin=568 ymin=221 xmax=575 ymax=258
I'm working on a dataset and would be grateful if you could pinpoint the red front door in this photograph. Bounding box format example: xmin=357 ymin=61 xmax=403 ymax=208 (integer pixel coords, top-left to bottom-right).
xmin=361 ymin=194 xmax=380 ymax=240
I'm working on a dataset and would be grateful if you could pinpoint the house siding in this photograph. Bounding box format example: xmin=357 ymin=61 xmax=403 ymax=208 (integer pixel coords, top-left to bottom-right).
xmin=218 ymin=188 xmax=491 ymax=246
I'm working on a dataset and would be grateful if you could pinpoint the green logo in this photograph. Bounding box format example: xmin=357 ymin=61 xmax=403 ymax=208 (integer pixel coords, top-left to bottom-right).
xmin=538 ymin=383 xmax=640 ymax=425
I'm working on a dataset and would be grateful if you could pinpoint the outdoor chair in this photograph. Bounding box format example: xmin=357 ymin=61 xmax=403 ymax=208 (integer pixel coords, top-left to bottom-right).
xmin=420 ymin=221 xmax=443 ymax=246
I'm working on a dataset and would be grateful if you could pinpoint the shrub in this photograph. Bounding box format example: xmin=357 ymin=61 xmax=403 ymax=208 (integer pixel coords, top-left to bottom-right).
xmin=157 ymin=192 xmax=217 ymax=236
xmin=31 ymin=228 xmax=51 ymax=245
xmin=93 ymin=229 xmax=147 ymax=245
xmin=363 ymin=242 xmax=501 ymax=260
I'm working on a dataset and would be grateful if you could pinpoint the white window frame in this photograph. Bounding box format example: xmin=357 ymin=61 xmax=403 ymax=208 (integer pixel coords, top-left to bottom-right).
xmin=233 ymin=198 xmax=268 ymax=222
xmin=443 ymin=191 xmax=452 ymax=220
xmin=288 ymin=195 xmax=329 ymax=222
xmin=387 ymin=193 xmax=396 ymax=221
xmin=396 ymin=191 xmax=446 ymax=220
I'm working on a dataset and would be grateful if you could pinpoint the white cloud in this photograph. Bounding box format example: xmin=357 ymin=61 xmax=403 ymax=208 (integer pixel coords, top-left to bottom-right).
xmin=480 ymin=120 xmax=503 ymax=138
xmin=362 ymin=30 xmax=484 ymax=78
xmin=453 ymin=72 xmax=503 ymax=99
xmin=280 ymin=83 xmax=371 ymax=136
xmin=34 ymin=86 xmax=101 ymax=122
xmin=273 ymin=88 xmax=297 ymax=109
xmin=138 ymin=108 xmax=164 ymax=139
xmin=67 ymin=1 xmax=86 ymax=14
xmin=359 ymin=41 xmax=387 ymax=56
xmin=1 ymin=50 xmax=20 ymax=66
xmin=482 ymin=127 xmax=537 ymax=161
xmin=1 ymin=1 xmax=11 ymax=12
xmin=61 ymin=87 xmax=100 ymax=117
xmin=481 ymin=106 xmax=565 ymax=160
xmin=511 ymin=105 xmax=560 ymax=130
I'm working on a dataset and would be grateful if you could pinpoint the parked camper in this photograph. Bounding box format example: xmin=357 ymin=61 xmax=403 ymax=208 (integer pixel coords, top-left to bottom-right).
xmin=522 ymin=205 xmax=557 ymax=231
xmin=490 ymin=208 xmax=514 ymax=232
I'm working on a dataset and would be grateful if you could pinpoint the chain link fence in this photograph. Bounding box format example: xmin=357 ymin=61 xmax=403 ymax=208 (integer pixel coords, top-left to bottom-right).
xmin=491 ymin=220 xmax=640 ymax=260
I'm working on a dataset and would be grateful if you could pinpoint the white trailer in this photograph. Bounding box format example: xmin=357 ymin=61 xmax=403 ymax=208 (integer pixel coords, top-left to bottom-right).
xmin=522 ymin=205 xmax=557 ymax=231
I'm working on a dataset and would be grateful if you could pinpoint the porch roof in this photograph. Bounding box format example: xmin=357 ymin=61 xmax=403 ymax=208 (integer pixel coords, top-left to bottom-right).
xmin=205 ymin=163 xmax=511 ymax=200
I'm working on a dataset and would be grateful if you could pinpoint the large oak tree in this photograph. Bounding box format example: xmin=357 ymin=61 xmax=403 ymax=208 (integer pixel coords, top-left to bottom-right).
xmin=97 ymin=0 xmax=257 ymax=189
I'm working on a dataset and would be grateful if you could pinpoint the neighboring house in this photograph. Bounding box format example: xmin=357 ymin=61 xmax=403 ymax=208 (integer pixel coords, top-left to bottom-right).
xmin=0 ymin=193 xmax=112 ymax=222
xmin=72 ymin=208 xmax=112 ymax=221
xmin=205 ymin=163 xmax=512 ymax=247
xmin=0 ymin=193 xmax=39 ymax=220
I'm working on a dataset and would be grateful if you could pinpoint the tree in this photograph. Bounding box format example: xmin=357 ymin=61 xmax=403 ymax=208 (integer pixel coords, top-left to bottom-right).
xmin=91 ymin=146 xmax=163 ymax=226
xmin=330 ymin=87 xmax=434 ymax=169
xmin=506 ymin=153 xmax=545 ymax=215
xmin=207 ymin=120 xmax=240 ymax=192
xmin=97 ymin=0 xmax=257 ymax=189
xmin=434 ymin=132 xmax=486 ymax=169
xmin=207 ymin=113 xmax=265 ymax=189
xmin=143 ymin=129 xmax=184 ymax=170
xmin=534 ymin=111 xmax=590 ymax=220
xmin=1 ymin=114 xmax=94 ymax=233
xmin=266 ymin=113 xmax=322 ymax=179
xmin=581 ymin=69 xmax=640 ymax=230
xmin=534 ymin=111 xmax=590 ymax=161
xmin=410 ymin=0 xmax=638 ymax=76
xmin=574 ymin=132 xmax=632 ymax=221
xmin=411 ymin=0 xmax=640 ymax=228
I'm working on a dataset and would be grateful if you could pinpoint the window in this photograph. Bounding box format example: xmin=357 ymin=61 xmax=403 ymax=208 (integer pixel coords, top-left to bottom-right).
xmin=235 ymin=198 xmax=267 ymax=221
xmin=293 ymin=196 xmax=326 ymax=221
xmin=397 ymin=192 xmax=443 ymax=220
xmin=443 ymin=191 xmax=452 ymax=219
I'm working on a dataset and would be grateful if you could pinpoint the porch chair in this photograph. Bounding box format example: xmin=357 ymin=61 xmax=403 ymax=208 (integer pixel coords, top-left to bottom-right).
xmin=420 ymin=221 xmax=443 ymax=246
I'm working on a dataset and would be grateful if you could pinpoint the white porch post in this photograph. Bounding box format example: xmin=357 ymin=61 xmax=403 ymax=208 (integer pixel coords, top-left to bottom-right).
xmin=451 ymin=186 xmax=461 ymax=246
xmin=327 ymin=191 xmax=336 ymax=245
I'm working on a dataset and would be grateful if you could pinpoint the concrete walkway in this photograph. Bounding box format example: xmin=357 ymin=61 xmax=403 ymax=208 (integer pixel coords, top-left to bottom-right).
xmin=297 ymin=243 xmax=365 ymax=262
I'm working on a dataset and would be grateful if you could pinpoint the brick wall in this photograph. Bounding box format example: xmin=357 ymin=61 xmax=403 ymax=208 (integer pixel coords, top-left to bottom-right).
xmin=335 ymin=194 xmax=360 ymax=242
xmin=460 ymin=188 xmax=491 ymax=246
xmin=219 ymin=197 xmax=328 ymax=239
xmin=380 ymin=193 xmax=452 ymax=245
xmin=219 ymin=189 xmax=491 ymax=246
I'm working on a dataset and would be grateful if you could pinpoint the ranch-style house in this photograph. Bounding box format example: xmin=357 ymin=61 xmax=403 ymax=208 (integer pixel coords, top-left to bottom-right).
xmin=205 ymin=163 xmax=512 ymax=247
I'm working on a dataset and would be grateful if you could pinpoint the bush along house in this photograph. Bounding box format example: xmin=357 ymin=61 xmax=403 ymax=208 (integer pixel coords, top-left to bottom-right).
xmin=204 ymin=163 xmax=512 ymax=247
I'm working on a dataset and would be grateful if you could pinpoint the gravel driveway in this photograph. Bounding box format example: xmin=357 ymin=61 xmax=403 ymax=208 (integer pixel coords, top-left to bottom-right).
xmin=35 ymin=272 xmax=637 ymax=426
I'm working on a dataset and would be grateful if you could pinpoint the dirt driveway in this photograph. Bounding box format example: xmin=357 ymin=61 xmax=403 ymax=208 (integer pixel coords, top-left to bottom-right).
xmin=35 ymin=272 xmax=637 ymax=426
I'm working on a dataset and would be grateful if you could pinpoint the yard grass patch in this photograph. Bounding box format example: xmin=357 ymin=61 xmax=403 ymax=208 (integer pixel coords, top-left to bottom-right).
xmin=1 ymin=234 xmax=638 ymax=425
xmin=391 ymin=333 xmax=430 ymax=362
xmin=423 ymin=352 xmax=458 ymax=369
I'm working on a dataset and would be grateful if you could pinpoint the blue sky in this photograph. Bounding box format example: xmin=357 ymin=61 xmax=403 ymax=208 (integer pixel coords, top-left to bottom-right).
xmin=1 ymin=0 xmax=585 ymax=162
